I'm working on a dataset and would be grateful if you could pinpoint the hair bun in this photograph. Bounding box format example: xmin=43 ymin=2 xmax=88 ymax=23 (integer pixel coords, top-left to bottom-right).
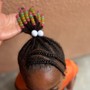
xmin=16 ymin=7 xmax=45 ymax=37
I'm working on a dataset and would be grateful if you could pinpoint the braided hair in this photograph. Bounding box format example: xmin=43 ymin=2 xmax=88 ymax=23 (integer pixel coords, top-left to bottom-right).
xmin=16 ymin=7 xmax=66 ymax=77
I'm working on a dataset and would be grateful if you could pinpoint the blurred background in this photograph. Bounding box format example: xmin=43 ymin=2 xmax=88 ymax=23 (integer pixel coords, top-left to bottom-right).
xmin=0 ymin=0 xmax=90 ymax=90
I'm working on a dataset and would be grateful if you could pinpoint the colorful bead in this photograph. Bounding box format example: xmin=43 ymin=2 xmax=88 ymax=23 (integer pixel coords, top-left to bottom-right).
xmin=20 ymin=10 xmax=27 ymax=24
xmin=41 ymin=15 xmax=45 ymax=26
xmin=29 ymin=12 xmax=36 ymax=25
xmin=17 ymin=7 xmax=45 ymax=31
xmin=16 ymin=15 xmax=24 ymax=28
xmin=37 ymin=11 xmax=41 ymax=22
xmin=25 ymin=10 xmax=30 ymax=21
xmin=29 ymin=7 xmax=35 ymax=15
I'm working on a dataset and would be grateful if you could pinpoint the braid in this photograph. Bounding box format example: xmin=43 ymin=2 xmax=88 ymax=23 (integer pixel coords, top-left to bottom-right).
xmin=37 ymin=37 xmax=52 ymax=51
xmin=18 ymin=39 xmax=32 ymax=63
xmin=26 ymin=58 xmax=65 ymax=76
xmin=28 ymin=50 xmax=66 ymax=67
xmin=17 ymin=7 xmax=66 ymax=76
xmin=42 ymin=36 xmax=65 ymax=58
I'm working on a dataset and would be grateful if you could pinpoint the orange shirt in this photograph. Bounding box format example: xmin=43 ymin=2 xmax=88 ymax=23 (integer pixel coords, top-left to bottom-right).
xmin=61 ymin=59 xmax=78 ymax=89
xmin=15 ymin=59 xmax=78 ymax=90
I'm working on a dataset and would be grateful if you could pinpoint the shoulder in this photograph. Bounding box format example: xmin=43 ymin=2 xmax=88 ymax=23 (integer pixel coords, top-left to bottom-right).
xmin=65 ymin=59 xmax=78 ymax=77
xmin=61 ymin=59 xmax=78 ymax=89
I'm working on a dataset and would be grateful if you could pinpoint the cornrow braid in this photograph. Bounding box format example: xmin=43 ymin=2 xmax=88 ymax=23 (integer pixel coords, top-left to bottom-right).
xmin=28 ymin=49 xmax=66 ymax=68
xmin=17 ymin=7 xmax=66 ymax=77
xmin=42 ymin=36 xmax=65 ymax=58
xmin=26 ymin=58 xmax=65 ymax=76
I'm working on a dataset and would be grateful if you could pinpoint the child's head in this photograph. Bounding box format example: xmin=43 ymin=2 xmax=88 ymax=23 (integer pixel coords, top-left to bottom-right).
xmin=17 ymin=7 xmax=66 ymax=90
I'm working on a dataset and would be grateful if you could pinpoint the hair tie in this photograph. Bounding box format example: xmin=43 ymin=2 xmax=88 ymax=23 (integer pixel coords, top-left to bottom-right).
xmin=31 ymin=30 xmax=38 ymax=37
xmin=31 ymin=30 xmax=44 ymax=37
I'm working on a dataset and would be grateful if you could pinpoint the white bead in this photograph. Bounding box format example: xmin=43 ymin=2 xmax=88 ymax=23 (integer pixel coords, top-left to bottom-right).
xmin=38 ymin=30 xmax=44 ymax=36
xmin=31 ymin=30 xmax=38 ymax=37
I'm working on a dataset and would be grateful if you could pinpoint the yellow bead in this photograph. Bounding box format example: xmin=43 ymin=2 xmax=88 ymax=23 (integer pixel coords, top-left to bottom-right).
xmin=22 ymin=18 xmax=26 ymax=22
xmin=37 ymin=14 xmax=41 ymax=22
xmin=41 ymin=16 xmax=45 ymax=26
xmin=31 ymin=18 xmax=35 ymax=25
xmin=30 ymin=8 xmax=35 ymax=15
xmin=20 ymin=24 xmax=24 ymax=27
xmin=25 ymin=12 xmax=29 ymax=18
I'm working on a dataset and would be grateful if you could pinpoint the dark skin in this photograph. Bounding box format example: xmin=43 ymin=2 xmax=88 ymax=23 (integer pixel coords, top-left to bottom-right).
xmin=23 ymin=66 xmax=76 ymax=90
xmin=23 ymin=66 xmax=64 ymax=90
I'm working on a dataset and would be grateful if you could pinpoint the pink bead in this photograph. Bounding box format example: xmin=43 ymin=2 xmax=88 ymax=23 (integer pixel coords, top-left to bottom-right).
xmin=41 ymin=24 xmax=44 ymax=27
xmin=21 ymin=26 xmax=25 ymax=29
xmin=20 ymin=9 xmax=23 ymax=13
xmin=27 ymin=19 xmax=30 ymax=22
xmin=16 ymin=14 xmax=19 ymax=18
xmin=29 ymin=12 xmax=32 ymax=15
xmin=24 ymin=21 xmax=27 ymax=24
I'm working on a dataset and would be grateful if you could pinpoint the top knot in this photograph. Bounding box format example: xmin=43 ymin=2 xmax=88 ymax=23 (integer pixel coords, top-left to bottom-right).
xmin=16 ymin=7 xmax=45 ymax=37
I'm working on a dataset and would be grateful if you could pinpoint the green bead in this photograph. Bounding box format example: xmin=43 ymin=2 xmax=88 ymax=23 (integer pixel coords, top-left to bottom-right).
xmin=27 ymin=17 xmax=29 ymax=19
xmin=21 ymin=17 xmax=25 ymax=20
xmin=17 ymin=19 xmax=22 ymax=22
xmin=21 ymin=13 xmax=24 ymax=15
xmin=21 ymin=15 xmax=24 ymax=17
xmin=20 ymin=23 xmax=24 ymax=26
xmin=30 ymin=16 xmax=33 ymax=18
xmin=17 ymin=19 xmax=20 ymax=21
xmin=17 ymin=18 xmax=20 ymax=20
xmin=21 ymin=14 xmax=24 ymax=17
xmin=25 ymin=11 xmax=28 ymax=14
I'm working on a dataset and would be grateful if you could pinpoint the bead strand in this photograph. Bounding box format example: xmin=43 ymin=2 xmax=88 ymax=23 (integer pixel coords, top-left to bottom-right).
xmin=16 ymin=14 xmax=24 ymax=29
xmin=29 ymin=7 xmax=36 ymax=15
xmin=37 ymin=11 xmax=41 ymax=22
xmin=25 ymin=9 xmax=30 ymax=22
xmin=20 ymin=9 xmax=27 ymax=24
xmin=29 ymin=12 xmax=36 ymax=25
xmin=41 ymin=15 xmax=45 ymax=26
